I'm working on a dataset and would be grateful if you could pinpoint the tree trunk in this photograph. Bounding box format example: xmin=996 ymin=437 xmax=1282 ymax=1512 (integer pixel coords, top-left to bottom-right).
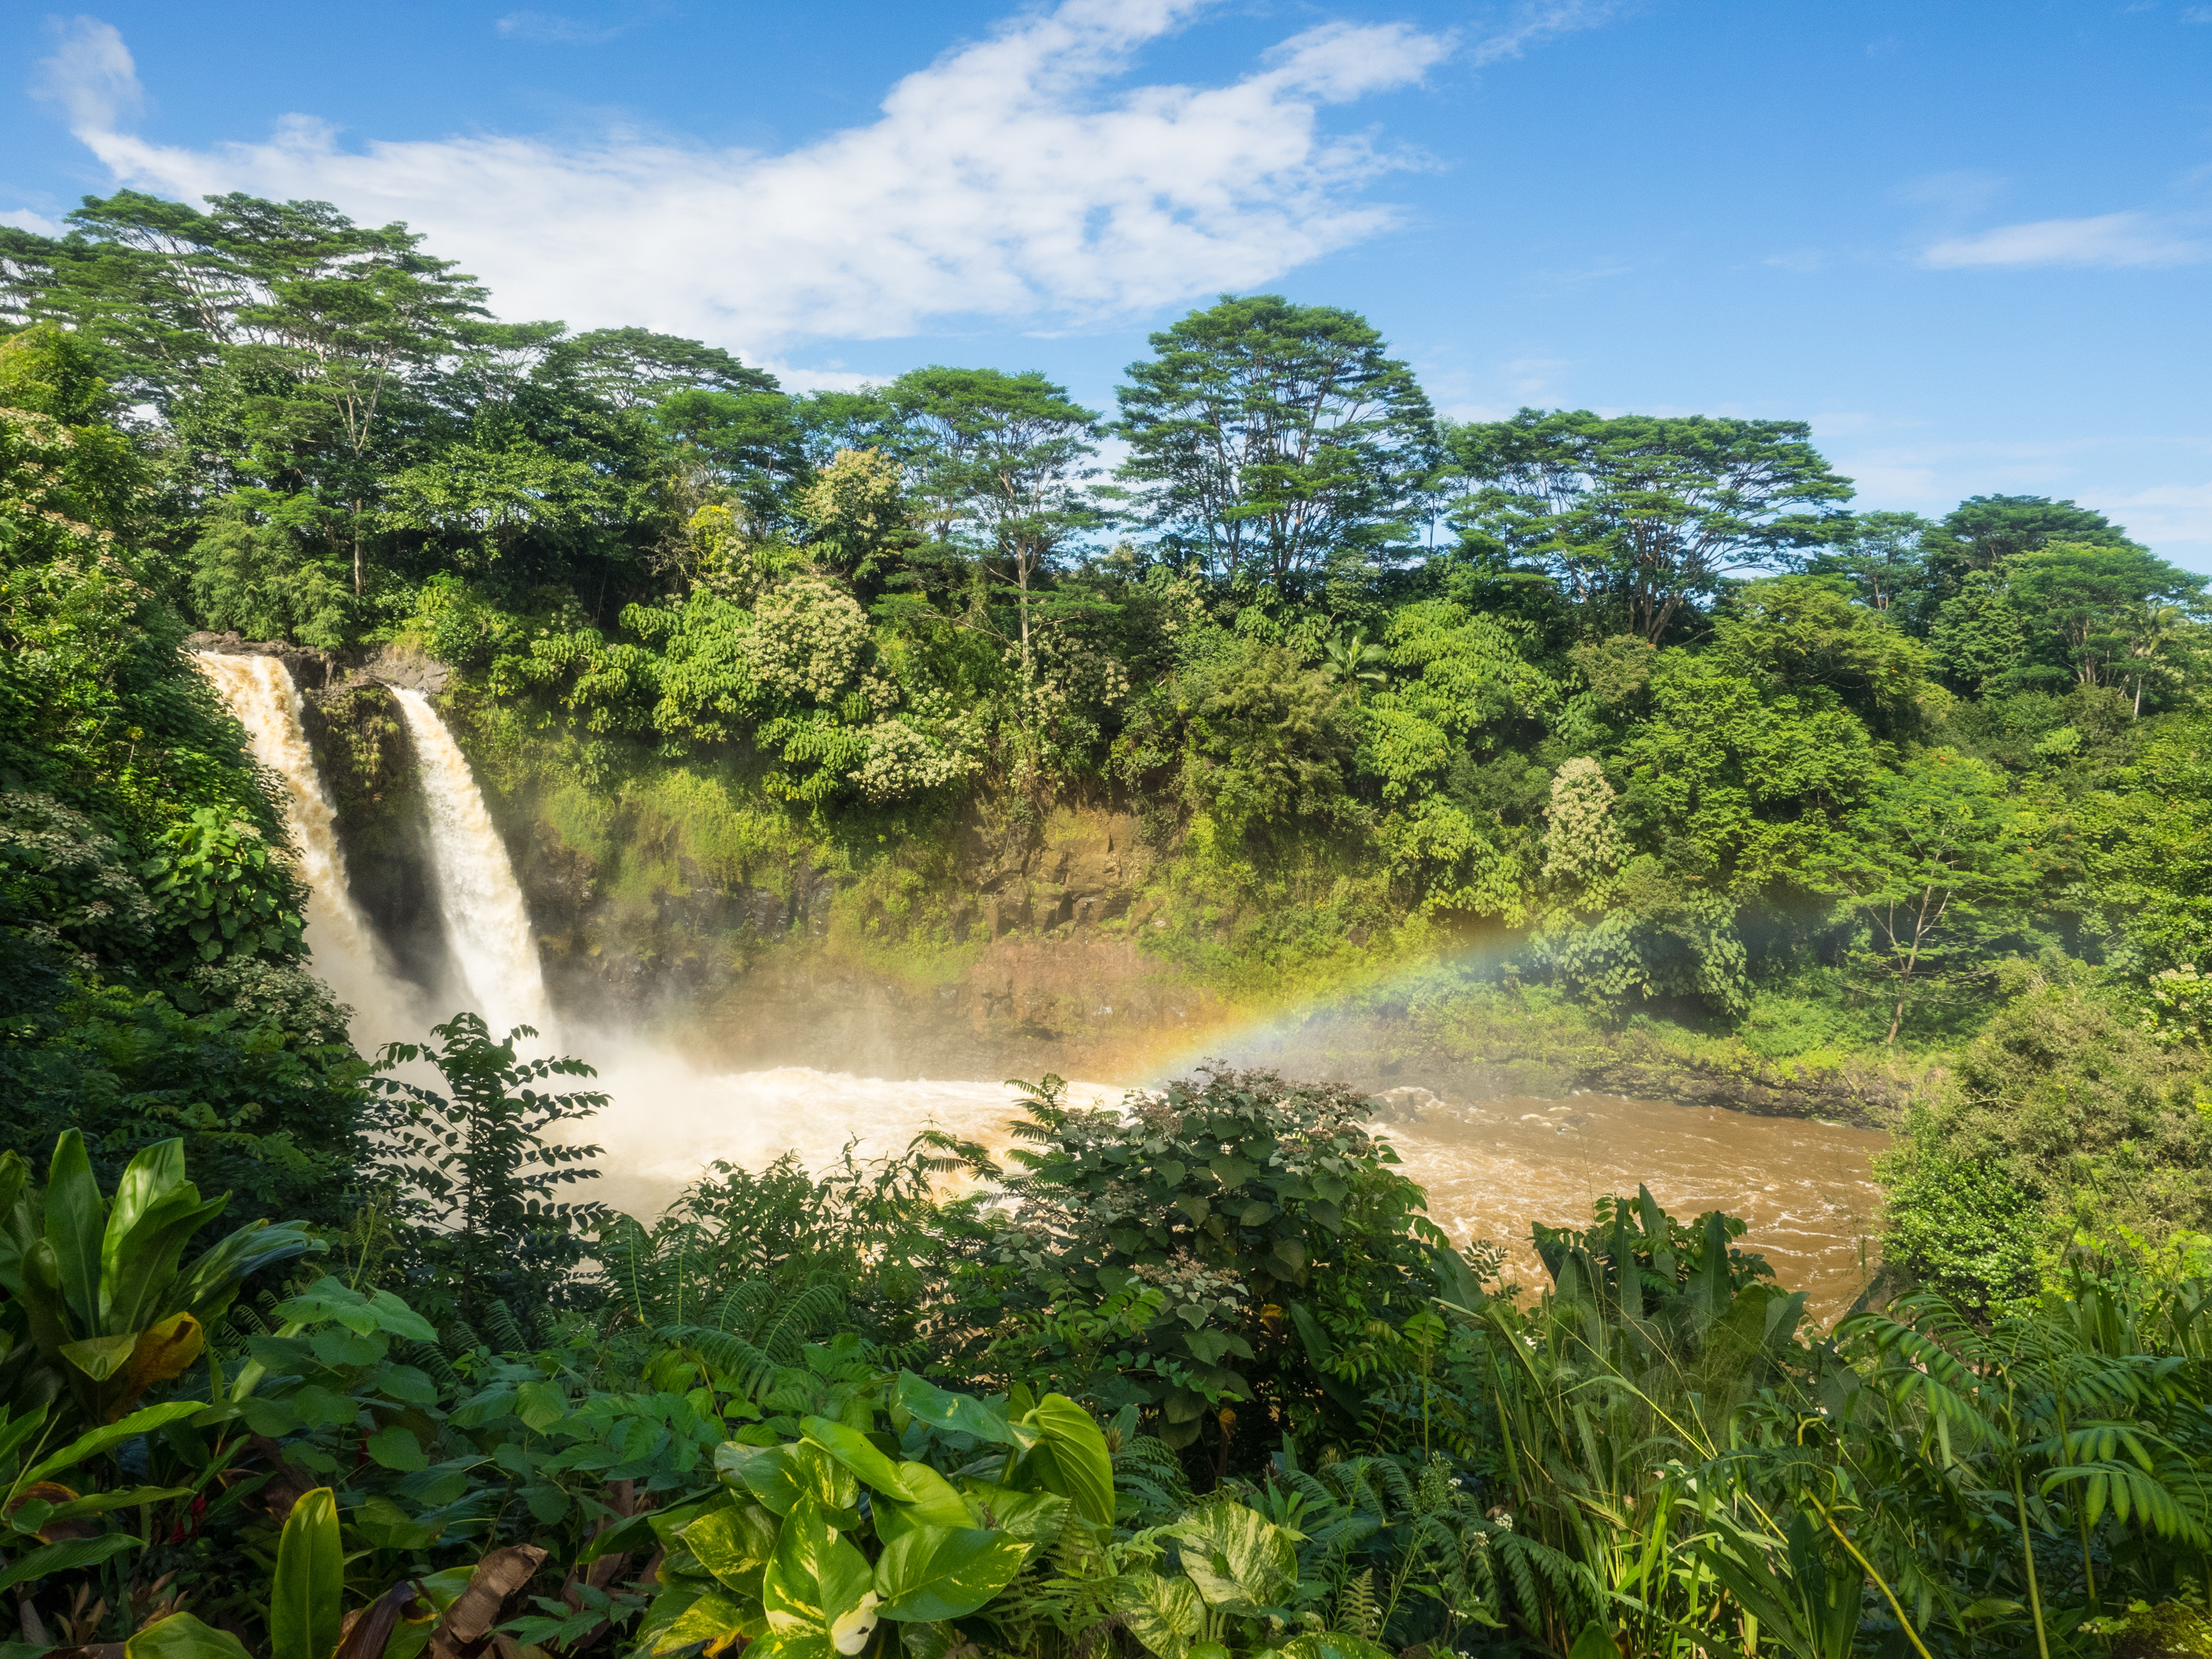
xmin=352 ymin=499 xmax=364 ymax=597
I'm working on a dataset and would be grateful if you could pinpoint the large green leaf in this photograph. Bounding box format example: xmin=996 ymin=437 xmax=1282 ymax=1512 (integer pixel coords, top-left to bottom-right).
xmin=43 ymin=1131 xmax=106 ymax=1332
xmin=103 ymin=1142 xmax=187 ymax=1271
xmin=24 ymin=1399 xmax=204 ymax=1486
xmin=1029 ymin=1395 xmax=1114 ymax=1528
xmin=271 ymin=1487 xmax=343 ymax=1659
xmin=685 ymin=1503 xmax=782 ymax=1593
xmin=0 ymin=1531 xmax=139 ymax=1593
xmin=1175 ymin=1504 xmax=1295 ymax=1610
xmin=59 ymin=1331 xmax=139 ymax=1381
xmin=956 ymin=1483 xmax=1068 ymax=1549
xmin=801 ymin=1415 xmax=916 ymax=1500
xmin=125 ymin=1613 xmax=254 ymax=1659
xmin=103 ymin=1161 xmax=226 ymax=1337
xmin=872 ymin=1463 xmax=974 ymax=1545
xmin=1111 ymin=1571 xmax=1204 ymax=1659
xmin=721 ymin=1442 xmax=858 ymax=1520
xmin=271 ymin=1279 xmax=436 ymax=1342
xmin=872 ymin=1524 xmax=1029 ymax=1622
xmin=763 ymin=1502 xmax=874 ymax=1637
xmin=895 ymin=1373 xmax=1017 ymax=1446
xmin=653 ymin=1588 xmax=768 ymax=1657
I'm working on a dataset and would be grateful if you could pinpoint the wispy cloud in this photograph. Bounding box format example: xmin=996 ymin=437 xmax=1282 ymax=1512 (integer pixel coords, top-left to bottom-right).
xmin=1 ymin=208 xmax=64 ymax=235
xmin=1921 ymin=209 xmax=2207 ymax=269
xmin=32 ymin=15 xmax=143 ymax=132
xmin=56 ymin=1 xmax=1460 ymax=354
xmin=1467 ymin=0 xmax=1626 ymax=68
xmin=494 ymin=11 xmax=631 ymax=45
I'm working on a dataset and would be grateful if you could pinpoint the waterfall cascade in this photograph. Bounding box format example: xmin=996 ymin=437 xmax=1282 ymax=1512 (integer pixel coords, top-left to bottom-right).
xmin=391 ymin=688 xmax=554 ymax=1041
xmin=192 ymin=653 xmax=421 ymax=1046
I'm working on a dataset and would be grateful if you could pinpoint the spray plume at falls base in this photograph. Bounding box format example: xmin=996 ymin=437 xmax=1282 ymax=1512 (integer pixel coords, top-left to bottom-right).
xmin=192 ymin=653 xmax=426 ymax=1048
xmin=391 ymin=688 xmax=554 ymax=1043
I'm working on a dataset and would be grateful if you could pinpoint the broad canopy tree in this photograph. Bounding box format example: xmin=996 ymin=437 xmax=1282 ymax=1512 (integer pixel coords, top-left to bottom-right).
xmin=1113 ymin=294 xmax=1439 ymax=600
xmin=885 ymin=366 xmax=1102 ymax=689
xmin=1447 ymin=410 xmax=1853 ymax=641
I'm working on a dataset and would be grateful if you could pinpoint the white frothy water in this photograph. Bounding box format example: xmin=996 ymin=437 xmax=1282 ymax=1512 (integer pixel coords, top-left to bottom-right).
xmin=194 ymin=652 xmax=425 ymax=1048
xmin=390 ymin=688 xmax=553 ymax=1042
xmin=572 ymin=1059 xmax=1123 ymax=1222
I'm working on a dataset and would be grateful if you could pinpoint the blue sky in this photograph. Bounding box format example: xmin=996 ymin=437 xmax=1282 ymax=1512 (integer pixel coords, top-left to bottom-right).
xmin=9 ymin=1 xmax=2212 ymax=566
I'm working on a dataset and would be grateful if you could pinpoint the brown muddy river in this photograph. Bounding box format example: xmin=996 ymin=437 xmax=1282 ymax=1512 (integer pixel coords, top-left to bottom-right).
xmin=576 ymin=1061 xmax=1888 ymax=1322
xmin=1379 ymin=1091 xmax=1887 ymax=1321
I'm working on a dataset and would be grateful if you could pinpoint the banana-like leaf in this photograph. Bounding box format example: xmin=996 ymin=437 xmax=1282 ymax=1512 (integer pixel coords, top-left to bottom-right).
xmin=872 ymin=1523 xmax=1029 ymax=1622
xmin=271 ymin=1486 xmax=344 ymax=1659
xmin=103 ymin=1152 xmax=226 ymax=1336
xmin=0 ymin=1529 xmax=139 ymax=1593
xmin=24 ymin=1399 xmax=204 ymax=1486
xmin=44 ymin=1133 xmax=107 ymax=1332
xmin=167 ymin=1220 xmax=323 ymax=1328
xmin=44 ymin=1484 xmax=194 ymax=1521
xmin=125 ymin=1612 xmax=254 ymax=1659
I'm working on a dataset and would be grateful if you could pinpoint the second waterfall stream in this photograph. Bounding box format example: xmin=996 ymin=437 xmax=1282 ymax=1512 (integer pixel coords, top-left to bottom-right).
xmin=389 ymin=688 xmax=554 ymax=1042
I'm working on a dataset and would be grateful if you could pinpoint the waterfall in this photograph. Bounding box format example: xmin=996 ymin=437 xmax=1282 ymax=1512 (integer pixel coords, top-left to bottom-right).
xmin=192 ymin=652 xmax=420 ymax=1047
xmin=390 ymin=688 xmax=553 ymax=1042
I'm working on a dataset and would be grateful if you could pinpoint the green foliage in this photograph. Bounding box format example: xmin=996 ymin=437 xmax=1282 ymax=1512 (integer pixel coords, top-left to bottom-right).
xmin=957 ymin=1068 xmax=1470 ymax=1461
xmin=1114 ymin=294 xmax=1439 ymax=599
xmin=1447 ymin=408 xmax=1852 ymax=641
xmin=0 ymin=1131 xmax=321 ymax=1425
xmin=369 ymin=1014 xmax=611 ymax=1332
xmin=1880 ymin=963 xmax=2212 ymax=1302
xmin=187 ymin=490 xmax=355 ymax=649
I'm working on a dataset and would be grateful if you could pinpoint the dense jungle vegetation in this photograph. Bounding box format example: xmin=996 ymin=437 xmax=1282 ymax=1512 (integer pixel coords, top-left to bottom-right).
xmin=1 ymin=192 xmax=2211 ymax=1655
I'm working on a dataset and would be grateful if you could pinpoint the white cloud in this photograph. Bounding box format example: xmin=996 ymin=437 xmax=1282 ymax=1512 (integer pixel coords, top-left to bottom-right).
xmin=61 ymin=0 xmax=1453 ymax=354
xmin=495 ymin=11 xmax=630 ymax=45
xmin=1 ymin=209 xmax=64 ymax=235
xmin=1467 ymin=0 xmax=1625 ymax=68
xmin=32 ymin=15 xmax=143 ymax=133
xmin=2103 ymin=480 xmax=2212 ymax=554
xmin=1922 ymin=210 xmax=2207 ymax=269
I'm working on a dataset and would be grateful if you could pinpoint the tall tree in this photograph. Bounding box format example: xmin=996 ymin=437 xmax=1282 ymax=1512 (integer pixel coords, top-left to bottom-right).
xmin=1113 ymin=294 xmax=1437 ymax=598
xmin=8 ymin=190 xmax=495 ymax=596
xmin=1922 ymin=493 xmax=2137 ymax=610
xmin=1449 ymin=411 xmax=1851 ymax=641
xmin=1804 ymin=509 xmax=1934 ymax=617
xmin=1808 ymin=752 xmax=2035 ymax=1043
xmin=2003 ymin=542 xmax=2207 ymax=697
xmin=886 ymin=366 xmax=1101 ymax=689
